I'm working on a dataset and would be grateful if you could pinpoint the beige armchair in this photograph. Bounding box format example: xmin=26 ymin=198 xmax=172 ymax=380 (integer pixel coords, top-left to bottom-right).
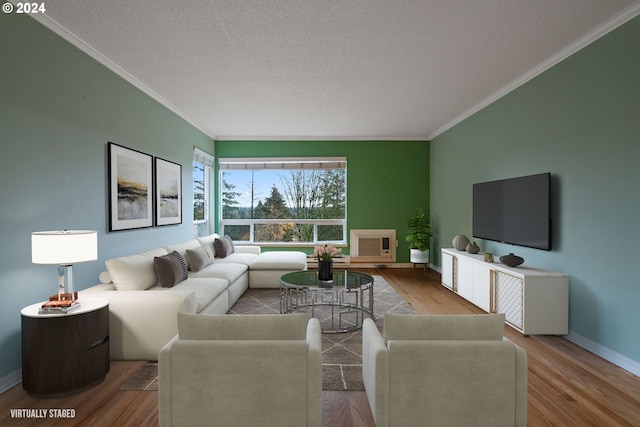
xmin=362 ymin=313 xmax=527 ymax=427
xmin=159 ymin=313 xmax=322 ymax=427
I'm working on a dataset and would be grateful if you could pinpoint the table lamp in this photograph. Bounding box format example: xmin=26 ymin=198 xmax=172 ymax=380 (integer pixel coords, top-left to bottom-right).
xmin=32 ymin=230 xmax=98 ymax=300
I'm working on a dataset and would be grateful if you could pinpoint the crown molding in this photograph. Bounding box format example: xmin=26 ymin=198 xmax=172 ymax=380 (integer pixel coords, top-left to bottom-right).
xmin=27 ymin=14 xmax=218 ymax=141
xmin=215 ymin=136 xmax=429 ymax=141
xmin=428 ymin=1 xmax=640 ymax=141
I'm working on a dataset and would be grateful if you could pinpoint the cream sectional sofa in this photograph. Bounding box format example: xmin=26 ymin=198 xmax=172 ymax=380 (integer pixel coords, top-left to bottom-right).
xmin=80 ymin=233 xmax=307 ymax=360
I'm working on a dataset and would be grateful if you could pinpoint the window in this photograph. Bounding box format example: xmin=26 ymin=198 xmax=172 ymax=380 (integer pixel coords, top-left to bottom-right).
xmin=193 ymin=148 xmax=214 ymax=237
xmin=219 ymin=157 xmax=346 ymax=245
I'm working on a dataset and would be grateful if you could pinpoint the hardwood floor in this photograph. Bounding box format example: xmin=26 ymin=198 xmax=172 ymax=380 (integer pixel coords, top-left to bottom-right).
xmin=1 ymin=268 xmax=639 ymax=426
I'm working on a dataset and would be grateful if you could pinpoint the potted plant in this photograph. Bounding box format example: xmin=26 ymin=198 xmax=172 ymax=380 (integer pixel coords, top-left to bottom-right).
xmin=405 ymin=208 xmax=431 ymax=264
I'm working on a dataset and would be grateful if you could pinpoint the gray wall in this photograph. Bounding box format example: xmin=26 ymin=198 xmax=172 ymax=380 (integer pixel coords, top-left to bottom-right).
xmin=0 ymin=14 xmax=213 ymax=380
xmin=430 ymin=16 xmax=640 ymax=369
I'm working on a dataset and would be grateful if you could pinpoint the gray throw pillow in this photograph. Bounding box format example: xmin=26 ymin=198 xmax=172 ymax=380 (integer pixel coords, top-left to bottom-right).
xmin=214 ymin=235 xmax=235 ymax=258
xmin=154 ymin=251 xmax=188 ymax=288
xmin=185 ymin=245 xmax=215 ymax=272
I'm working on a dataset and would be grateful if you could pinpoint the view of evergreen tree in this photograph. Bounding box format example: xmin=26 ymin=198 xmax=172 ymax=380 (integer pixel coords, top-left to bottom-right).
xmin=254 ymin=185 xmax=295 ymax=241
xmin=262 ymin=185 xmax=290 ymax=218
xmin=221 ymin=172 xmax=241 ymax=219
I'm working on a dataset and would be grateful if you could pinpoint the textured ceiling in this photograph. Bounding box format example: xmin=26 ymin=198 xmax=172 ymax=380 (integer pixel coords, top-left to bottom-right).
xmin=33 ymin=1 xmax=640 ymax=140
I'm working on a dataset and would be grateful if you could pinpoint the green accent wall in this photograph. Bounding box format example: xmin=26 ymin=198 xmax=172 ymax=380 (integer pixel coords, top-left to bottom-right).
xmin=430 ymin=16 xmax=640 ymax=366
xmin=0 ymin=14 xmax=213 ymax=380
xmin=215 ymin=140 xmax=430 ymax=256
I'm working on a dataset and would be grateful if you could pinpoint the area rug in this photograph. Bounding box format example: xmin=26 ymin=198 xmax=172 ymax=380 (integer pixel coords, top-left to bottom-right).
xmin=119 ymin=275 xmax=414 ymax=392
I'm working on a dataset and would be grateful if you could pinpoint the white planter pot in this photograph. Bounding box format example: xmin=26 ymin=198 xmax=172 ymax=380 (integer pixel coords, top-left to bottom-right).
xmin=410 ymin=249 xmax=429 ymax=264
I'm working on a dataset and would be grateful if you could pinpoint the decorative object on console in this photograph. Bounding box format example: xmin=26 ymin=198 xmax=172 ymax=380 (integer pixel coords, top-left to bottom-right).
xmin=500 ymin=252 xmax=524 ymax=267
xmin=155 ymin=157 xmax=182 ymax=226
xmin=465 ymin=241 xmax=479 ymax=254
xmin=452 ymin=234 xmax=470 ymax=251
xmin=484 ymin=252 xmax=494 ymax=262
xmin=31 ymin=230 xmax=98 ymax=302
xmin=108 ymin=142 xmax=154 ymax=231
xmin=313 ymin=243 xmax=341 ymax=281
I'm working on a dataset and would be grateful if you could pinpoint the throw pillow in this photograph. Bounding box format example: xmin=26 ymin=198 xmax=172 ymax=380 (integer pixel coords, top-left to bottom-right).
xmin=185 ymin=245 xmax=215 ymax=272
xmin=384 ymin=313 xmax=505 ymax=341
xmin=214 ymin=235 xmax=235 ymax=258
xmin=154 ymin=251 xmax=188 ymax=288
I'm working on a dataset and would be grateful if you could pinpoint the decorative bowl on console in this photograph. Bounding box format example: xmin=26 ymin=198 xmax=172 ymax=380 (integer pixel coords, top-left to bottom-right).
xmin=499 ymin=253 xmax=524 ymax=267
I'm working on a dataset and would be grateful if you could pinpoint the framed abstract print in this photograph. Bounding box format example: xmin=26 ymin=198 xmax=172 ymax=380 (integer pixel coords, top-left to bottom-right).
xmin=108 ymin=142 xmax=154 ymax=231
xmin=155 ymin=157 xmax=182 ymax=226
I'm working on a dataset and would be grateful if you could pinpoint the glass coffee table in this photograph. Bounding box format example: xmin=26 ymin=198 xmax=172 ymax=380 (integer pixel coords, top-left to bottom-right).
xmin=280 ymin=270 xmax=374 ymax=333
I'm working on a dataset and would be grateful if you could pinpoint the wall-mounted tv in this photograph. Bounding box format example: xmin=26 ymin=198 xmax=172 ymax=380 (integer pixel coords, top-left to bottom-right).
xmin=473 ymin=172 xmax=551 ymax=251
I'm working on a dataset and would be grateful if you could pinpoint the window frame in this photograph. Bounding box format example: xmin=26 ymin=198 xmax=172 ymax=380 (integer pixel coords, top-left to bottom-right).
xmin=219 ymin=157 xmax=347 ymax=246
xmin=193 ymin=148 xmax=214 ymax=237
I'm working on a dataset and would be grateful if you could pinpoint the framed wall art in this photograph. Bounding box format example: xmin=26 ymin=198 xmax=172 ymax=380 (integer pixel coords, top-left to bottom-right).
xmin=108 ymin=142 xmax=154 ymax=231
xmin=155 ymin=157 xmax=182 ymax=226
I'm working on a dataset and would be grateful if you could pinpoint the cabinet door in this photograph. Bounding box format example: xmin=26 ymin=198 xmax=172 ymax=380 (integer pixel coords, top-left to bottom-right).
xmin=471 ymin=263 xmax=491 ymax=312
xmin=456 ymin=257 xmax=473 ymax=301
xmin=494 ymin=271 xmax=524 ymax=330
xmin=441 ymin=252 xmax=455 ymax=290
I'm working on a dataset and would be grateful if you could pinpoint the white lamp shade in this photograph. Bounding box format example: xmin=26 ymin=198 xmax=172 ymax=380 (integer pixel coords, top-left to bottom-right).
xmin=32 ymin=230 xmax=98 ymax=265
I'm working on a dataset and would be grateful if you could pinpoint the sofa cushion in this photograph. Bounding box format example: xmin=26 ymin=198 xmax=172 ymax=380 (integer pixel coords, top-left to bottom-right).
xmin=150 ymin=278 xmax=228 ymax=313
xmin=99 ymin=271 xmax=112 ymax=284
xmin=106 ymin=247 xmax=168 ymax=291
xmin=186 ymin=245 xmax=215 ymax=272
xmin=196 ymin=233 xmax=220 ymax=256
xmin=154 ymin=251 xmax=189 ymax=288
xmin=384 ymin=313 xmax=505 ymax=342
xmin=177 ymin=313 xmax=308 ymax=340
xmin=164 ymin=239 xmax=202 ymax=265
xmin=215 ymin=252 xmax=259 ymax=266
xmin=214 ymin=235 xmax=235 ymax=258
xmin=250 ymin=251 xmax=307 ymax=270
xmin=188 ymin=262 xmax=248 ymax=284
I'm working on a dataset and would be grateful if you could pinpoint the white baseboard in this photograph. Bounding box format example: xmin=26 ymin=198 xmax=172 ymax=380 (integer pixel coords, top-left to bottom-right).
xmin=345 ymin=262 xmax=416 ymax=269
xmin=0 ymin=369 xmax=21 ymax=394
xmin=565 ymin=331 xmax=640 ymax=378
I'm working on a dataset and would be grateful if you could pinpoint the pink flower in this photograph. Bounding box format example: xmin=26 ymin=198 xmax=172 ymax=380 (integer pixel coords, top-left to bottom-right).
xmin=314 ymin=243 xmax=341 ymax=261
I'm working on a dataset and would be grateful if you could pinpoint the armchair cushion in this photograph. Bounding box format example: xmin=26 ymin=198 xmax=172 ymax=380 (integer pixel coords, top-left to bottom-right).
xmin=388 ymin=340 xmax=518 ymax=427
xmin=384 ymin=312 xmax=505 ymax=341
xmin=168 ymin=340 xmax=308 ymax=427
xmin=177 ymin=312 xmax=308 ymax=340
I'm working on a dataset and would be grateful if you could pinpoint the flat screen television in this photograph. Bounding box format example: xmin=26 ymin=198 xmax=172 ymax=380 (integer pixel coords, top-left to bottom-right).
xmin=473 ymin=172 xmax=551 ymax=251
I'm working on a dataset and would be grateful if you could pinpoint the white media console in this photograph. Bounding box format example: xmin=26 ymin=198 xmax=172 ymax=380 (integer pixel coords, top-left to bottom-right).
xmin=441 ymin=248 xmax=569 ymax=335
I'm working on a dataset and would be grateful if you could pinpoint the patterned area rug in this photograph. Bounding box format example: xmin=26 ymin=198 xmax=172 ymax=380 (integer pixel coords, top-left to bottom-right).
xmin=231 ymin=275 xmax=416 ymax=391
xmin=119 ymin=275 xmax=414 ymax=392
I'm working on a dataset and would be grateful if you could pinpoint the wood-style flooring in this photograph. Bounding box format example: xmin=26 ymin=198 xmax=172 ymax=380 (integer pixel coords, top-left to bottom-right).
xmin=1 ymin=268 xmax=639 ymax=426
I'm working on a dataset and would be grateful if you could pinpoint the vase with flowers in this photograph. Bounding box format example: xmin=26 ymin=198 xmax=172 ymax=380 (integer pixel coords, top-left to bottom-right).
xmin=313 ymin=243 xmax=341 ymax=281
